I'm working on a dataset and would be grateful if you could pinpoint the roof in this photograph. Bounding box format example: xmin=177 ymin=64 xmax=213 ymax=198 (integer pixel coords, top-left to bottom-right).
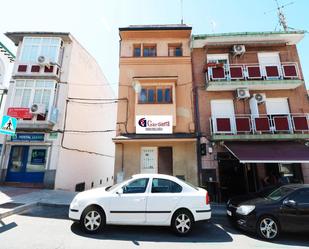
xmin=119 ymin=24 xmax=192 ymax=31
xmin=0 ymin=41 xmax=15 ymax=61
xmin=224 ymin=141 xmax=309 ymax=163
xmin=5 ymin=32 xmax=72 ymax=45
xmin=192 ymin=30 xmax=305 ymax=47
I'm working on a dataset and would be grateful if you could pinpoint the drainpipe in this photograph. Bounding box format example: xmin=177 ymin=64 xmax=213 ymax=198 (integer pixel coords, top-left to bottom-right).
xmin=190 ymin=35 xmax=202 ymax=186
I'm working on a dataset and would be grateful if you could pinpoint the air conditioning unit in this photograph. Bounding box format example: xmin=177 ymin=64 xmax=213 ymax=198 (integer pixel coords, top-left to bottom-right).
xmin=30 ymin=104 xmax=46 ymax=114
xmin=236 ymin=88 xmax=250 ymax=99
xmin=253 ymin=93 xmax=266 ymax=104
xmin=232 ymin=44 xmax=246 ymax=56
xmin=37 ymin=55 xmax=50 ymax=67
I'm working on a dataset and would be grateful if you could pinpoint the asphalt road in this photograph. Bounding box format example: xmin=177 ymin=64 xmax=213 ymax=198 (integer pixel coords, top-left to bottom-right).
xmin=0 ymin=206 xmax=308 ymax=249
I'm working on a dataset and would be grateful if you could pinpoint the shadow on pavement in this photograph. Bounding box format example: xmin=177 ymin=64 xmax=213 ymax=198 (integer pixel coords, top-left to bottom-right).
xmin=0 ymin=220 xmax=17 ymax=233
xmin=71 ymin=221 xmax=233 ymax=243
xmin=19 ymin=205 xmax=69 ymax=220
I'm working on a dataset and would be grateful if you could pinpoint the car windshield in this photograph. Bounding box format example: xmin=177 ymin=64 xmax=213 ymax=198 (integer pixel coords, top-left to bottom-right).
xmin=267 ymin=186 xmax=294 ymax=201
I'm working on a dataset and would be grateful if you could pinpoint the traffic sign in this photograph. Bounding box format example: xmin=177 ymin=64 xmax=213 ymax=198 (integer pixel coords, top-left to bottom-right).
xmin=0 ymin=115 xmax=17 ymax=136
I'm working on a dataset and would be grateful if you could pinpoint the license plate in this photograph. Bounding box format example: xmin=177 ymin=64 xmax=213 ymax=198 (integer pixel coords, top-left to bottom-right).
xmin=227 ymin=210 xmax=232 ymax=216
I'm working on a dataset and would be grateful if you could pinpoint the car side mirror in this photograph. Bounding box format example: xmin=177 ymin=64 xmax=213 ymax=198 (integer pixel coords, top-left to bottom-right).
xmin=116 ymin=188 xmax=123 ymax=195
xmin=283 ymin=199 xmax=296 ymax=207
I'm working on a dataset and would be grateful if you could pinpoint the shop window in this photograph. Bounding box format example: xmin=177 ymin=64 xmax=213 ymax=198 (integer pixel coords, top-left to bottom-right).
xmin=143 ymin=44 xmax=156 ymax=57
xmin=138 ymin=86 xmax=173 ymax=104
xmin=26 ymin=147 xmax=47 ymax=172
xmin=168 ymin=44 xmax=182 ymax=56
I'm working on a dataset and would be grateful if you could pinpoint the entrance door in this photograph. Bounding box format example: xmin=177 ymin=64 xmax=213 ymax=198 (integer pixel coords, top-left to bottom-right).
xmin=6 ymin=146 xmax=46 ymax=183
xmin=141 ymin=147 xmax=157 ymax=173
xmin=158 ymin=147 xmax=173 ymax=175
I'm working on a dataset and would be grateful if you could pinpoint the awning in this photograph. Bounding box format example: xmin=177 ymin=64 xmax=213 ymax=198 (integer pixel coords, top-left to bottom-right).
xmin=224 ymin=141 xmax=309 ymax=163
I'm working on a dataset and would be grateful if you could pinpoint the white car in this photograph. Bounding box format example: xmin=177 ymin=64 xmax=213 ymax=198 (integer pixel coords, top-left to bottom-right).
xmin=69 ymin=174 xmax=211 ymax=235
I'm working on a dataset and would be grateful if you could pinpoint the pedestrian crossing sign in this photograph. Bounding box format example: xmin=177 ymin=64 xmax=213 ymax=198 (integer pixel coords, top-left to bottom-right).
xmin=0 ymin=115 xmax=17 ymax=136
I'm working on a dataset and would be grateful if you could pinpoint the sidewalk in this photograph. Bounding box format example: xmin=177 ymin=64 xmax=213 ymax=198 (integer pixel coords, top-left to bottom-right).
xmin=0 ymin=186 xmax=226 ymax=217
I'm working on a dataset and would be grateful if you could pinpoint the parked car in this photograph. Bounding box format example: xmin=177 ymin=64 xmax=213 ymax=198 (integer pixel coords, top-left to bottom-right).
xmin=226 ymin=184 xmax=309 ymax=240
xmin=69 ymin=174 xmax=211 ymax=235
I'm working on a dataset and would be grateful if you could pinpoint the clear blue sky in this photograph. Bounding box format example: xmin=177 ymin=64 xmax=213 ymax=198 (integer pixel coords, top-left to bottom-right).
xmin=1 ymin=0 xmax=308 ymax=92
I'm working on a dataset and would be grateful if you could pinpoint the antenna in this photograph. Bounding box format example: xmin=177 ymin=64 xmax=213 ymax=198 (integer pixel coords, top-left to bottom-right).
xmin=264 ymin=0 xmax=295 ymax=31
xmin=180 ymin=0 xmax=184 ymax=24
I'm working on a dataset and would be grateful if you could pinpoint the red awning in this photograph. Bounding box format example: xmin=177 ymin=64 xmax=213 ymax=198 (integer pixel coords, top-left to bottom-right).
xmin=224 ymin=142 xmax=309 ymax=163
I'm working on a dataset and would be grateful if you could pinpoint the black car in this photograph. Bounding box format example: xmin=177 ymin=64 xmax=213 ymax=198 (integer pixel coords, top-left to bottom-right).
xmin=226 ymin=184 xmax=309 ymax=240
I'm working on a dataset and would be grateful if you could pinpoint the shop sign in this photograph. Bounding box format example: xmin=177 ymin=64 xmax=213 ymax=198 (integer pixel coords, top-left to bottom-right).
xmin=48 ymin=132 xmax=58 ymax=140
xmin=136 ymin=115 xmax=173 ymax=134
xmin=0 ymin=115 xmax=17 ymax=136
xmin=7 ymin=108 xmax=32 ymax=119
xmin=11 ymin=133 xmax=45 ymax=142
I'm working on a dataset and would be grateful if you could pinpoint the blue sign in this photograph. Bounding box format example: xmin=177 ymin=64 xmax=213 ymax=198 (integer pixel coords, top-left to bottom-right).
xmin=0 ymin=115 xmax=17 ymax=136
xmin=11 ymin=133 xmax=45 ymax=142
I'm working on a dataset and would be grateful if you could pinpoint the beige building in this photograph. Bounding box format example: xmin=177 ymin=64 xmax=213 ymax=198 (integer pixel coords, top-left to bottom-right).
xmin=1 ymin=32 xmax=115 ymax=190
xmin=113 ymin=25 xmax=198 ymax=184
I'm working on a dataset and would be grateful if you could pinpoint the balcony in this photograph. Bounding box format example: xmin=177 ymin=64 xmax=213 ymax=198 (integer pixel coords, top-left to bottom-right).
xmin=210 ymin=114 xmax=309 ymax=141
xmin=205 ymin=62 xmax=303 ymax=91
xmin=13 ymin=62 xmax=61 ymax=80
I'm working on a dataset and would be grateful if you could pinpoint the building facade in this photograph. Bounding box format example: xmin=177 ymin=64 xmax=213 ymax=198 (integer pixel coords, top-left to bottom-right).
xmin=114 ymin=25 xmax=198 ymax=184
xmin=192 ymin=31 xmax=309 ymax=201
xmin=0 ymin=32 xmax=115 ymax=190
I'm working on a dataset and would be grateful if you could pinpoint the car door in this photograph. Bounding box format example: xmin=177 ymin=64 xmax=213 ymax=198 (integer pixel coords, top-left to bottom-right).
xmin=146 ymin=178 xmax=183 ymax=225
xmin=280 ymin=189 xmax=309 ymax=232
xmin=109 ymin=178 xmax=149 ymax=225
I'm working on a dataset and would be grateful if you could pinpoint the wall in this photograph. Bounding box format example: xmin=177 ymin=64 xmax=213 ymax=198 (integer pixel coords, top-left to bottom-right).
xmin=54 ymin=36 xmax=116 ymax=190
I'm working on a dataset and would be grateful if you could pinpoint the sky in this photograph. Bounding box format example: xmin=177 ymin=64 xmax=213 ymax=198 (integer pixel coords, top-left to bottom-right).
xmin=1 ymin=0 xmax=308 ymax=92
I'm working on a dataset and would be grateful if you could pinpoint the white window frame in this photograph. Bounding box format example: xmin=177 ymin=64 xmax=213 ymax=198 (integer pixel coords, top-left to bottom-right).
xmin=19 ymin=37 xmax=62 ymax=63
xmin=11 ymin=79 xmax=56 ymax=120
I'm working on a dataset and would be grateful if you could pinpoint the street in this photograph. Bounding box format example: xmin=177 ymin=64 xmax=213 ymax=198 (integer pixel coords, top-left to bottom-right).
xmin=0 ymin=206 xmax=308 ymax=249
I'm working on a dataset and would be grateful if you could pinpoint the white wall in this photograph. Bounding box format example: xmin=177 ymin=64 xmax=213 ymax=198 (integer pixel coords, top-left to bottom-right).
xmin=54 ymin=36 xmax=116 ymax=190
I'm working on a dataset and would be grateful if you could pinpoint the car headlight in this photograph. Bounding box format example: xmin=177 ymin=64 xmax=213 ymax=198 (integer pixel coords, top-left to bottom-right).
xmin=236 ymin=205 xmax=255 ymax=215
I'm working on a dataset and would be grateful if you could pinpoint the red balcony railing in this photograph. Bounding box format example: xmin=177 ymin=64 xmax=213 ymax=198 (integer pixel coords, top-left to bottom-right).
xmin=206 ymin=62 xmax=301 ymax=82
xmin=210 ymin=114 xmax=309 ymax=135
xmin=14 ymin=62 xmax=61 ymax=78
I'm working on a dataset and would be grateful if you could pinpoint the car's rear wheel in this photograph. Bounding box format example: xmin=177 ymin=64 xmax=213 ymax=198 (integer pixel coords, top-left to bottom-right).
xmin=171 ymin=210 xmax=194 ymax=236
xmin=80 ymin=206 xmax=105 ymax=234
xmin=257 ymin=216 xmax=280 ymax=240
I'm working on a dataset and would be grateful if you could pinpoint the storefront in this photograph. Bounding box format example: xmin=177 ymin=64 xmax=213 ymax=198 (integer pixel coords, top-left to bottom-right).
xmin=216 ymin=141 xmax=309 ymax=201
xmin=3 ymin=133 xmax=51 ymax=184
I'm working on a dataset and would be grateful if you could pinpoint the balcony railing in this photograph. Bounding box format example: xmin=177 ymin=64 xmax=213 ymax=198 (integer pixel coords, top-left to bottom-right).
xmin=206 ymin=62 xmax=301 ymax=82
xmin=210 ymin=114 xmax=309 ymax=135
xmin=14 ymin=62 xmax=61 ymax=78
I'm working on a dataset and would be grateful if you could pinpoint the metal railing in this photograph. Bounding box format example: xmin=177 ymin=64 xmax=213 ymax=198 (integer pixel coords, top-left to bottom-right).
xmin=210 ymin=113 xmax=309 ymax=135
xmin=206 ymin=62 xmax=301 ymax=82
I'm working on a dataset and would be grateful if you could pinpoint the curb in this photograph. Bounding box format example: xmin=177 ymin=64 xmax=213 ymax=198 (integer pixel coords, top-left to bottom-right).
xmin=37 ymin=202 xmax=70 ymax=208
xmin=0 ymin=202 xmax=37 ymax=219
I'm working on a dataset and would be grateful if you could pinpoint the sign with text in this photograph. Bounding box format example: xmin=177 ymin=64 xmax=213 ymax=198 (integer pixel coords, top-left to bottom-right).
xmin=7 ymin=108 xmax=32 ymax=119
xmin=11 ymin=133 xmax=45 ymax=142
xmin=0 ymin=115 xmax=17 ymax=136
xmin=136 ymin=115 xmax=173 ymax=134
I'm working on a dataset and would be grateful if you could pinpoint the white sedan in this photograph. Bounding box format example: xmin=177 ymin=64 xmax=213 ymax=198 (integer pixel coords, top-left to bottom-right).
xmin=69 ymin=174 xmax=211 ymax=235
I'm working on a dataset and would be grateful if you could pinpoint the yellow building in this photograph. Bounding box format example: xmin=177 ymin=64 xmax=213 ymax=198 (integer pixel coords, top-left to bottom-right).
xmin=113 ymin=25 xmax=198 ymax=184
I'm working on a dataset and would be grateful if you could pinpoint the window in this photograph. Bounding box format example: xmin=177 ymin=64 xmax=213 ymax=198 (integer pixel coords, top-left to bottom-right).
xmin=133 ymin=44 xmax=141 ymax=57
xmin=20 ymin=37 xmax=61 ymax=63
xmin=168 ymin=44 xmax=182 ymax=56
xmin=292 ymin=189 xmax=309 ymax=204
xmin=138 ymin=86 xmax=173 ymax=104
xmin=143 ymin=44 xmax=156 ymax=57
xmin=151 ymin=178 xmax=182 ymax=193
xmin=12 ymin=80 xmax=55 ymax=111
xmin=122 ymin=178 xmax=149 ymax=194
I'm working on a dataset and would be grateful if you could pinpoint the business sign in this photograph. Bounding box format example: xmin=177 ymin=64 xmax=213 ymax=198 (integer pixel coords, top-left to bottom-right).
xmin=0 ymin=115 xmax=17 ymax=136
xmin=7 ymin=108 xmax=32 ymax=119
xmin=31 ymin=149 xmax=46 ymax=165
xmin=11 ymin=133 xmax=45 ymax=142
xmin=136 ymin=115 xmax=173 ymax=134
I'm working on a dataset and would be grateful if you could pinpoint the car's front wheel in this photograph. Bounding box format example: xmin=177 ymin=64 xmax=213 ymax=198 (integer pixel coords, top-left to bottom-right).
xmin=257 ymin=216 xmax=280 ymax=240
xmin=171 ymin=210 xmax=194 ymax=236
xmin=80 ymin=206 xmax=105 ymax=234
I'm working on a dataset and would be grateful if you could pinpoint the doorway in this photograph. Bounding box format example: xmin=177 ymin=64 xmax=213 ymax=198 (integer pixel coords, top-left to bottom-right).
xmin=158 ymin=147 xmax=173 ymax=175
xmin=6 ymin=145 xmax=47 ymax=183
